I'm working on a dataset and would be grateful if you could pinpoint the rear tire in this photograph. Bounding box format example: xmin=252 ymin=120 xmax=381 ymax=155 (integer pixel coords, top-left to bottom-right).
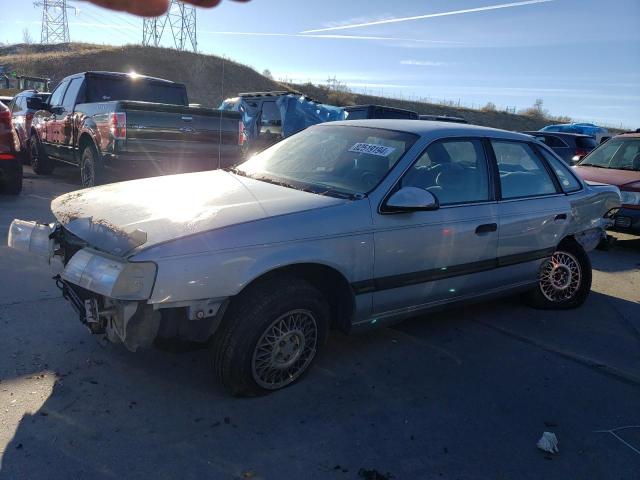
xmin=29 ymin=135 xmax=54 ymax=175
xmin=80 ymin=143 xmax=105 ymax=188
xmin=211 ymin=275 xmax=330 ymax=397
xmin=525 ymin=240 xmax=591 ymax=309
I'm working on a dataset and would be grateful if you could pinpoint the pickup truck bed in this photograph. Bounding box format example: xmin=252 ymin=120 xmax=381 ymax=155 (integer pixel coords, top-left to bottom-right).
xmin=30 ymin=71 xmax=243 ymax=186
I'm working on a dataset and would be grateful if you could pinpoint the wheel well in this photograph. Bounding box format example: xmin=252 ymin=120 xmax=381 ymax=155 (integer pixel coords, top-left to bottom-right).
xmin=236 ymin=264 xmax=356 ymax=332
xmin=78 ymin=134 xmax=96 ymax=155
xmin=558 ymin=235 xmax=580 ymax=250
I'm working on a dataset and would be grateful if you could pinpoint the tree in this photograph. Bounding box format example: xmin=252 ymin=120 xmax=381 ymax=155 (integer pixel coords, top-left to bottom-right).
xmin=480 ymin=101 xmax=496 ymax=112
xmin=22 ymin=28 xmax=33 ymax=45
xmin=520 ymin=98 xmax=549 ymax=120
xmin=262 ymin=69 xmax=273 ymax=80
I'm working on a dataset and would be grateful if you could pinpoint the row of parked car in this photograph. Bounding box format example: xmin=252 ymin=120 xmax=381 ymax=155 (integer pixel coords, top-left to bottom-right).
xmin=0 ymin=71 xmax=638 ymax=236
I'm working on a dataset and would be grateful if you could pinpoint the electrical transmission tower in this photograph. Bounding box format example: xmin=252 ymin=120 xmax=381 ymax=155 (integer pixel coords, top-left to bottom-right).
xmin=143 ymin=0 xmax=197 ymax=52
xmin=34 ymin=0 xmax=70 ymax=44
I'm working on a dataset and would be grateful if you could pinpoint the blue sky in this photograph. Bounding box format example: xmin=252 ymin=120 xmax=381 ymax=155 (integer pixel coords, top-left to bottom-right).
xmin=2 ymin=0 xmax=639 ymax=127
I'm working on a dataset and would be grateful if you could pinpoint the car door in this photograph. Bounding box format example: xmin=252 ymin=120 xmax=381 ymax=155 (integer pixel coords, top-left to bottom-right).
xmin=372 ymin=137 xmax=499 ymax=315
xmin=42 ymin=80 xmax=69 ymax=157
xmin=490 ymin=139 xmax=570 ymax=285
xmin=57 ymin=77 xmax=84 ymax=163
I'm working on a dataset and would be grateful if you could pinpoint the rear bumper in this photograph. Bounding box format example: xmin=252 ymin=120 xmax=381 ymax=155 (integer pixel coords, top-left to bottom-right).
xmin=103 ymin=148 xmax=243 ymax=175
xmin=610 ymin=207 xmax=640 ymax=235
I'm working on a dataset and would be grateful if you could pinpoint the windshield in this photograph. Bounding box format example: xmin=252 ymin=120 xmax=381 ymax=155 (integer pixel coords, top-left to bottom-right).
xmin=236 ymin=124 xmax=418 ymax=196
xmin=579 ymin=137 xmax=640 ymax=171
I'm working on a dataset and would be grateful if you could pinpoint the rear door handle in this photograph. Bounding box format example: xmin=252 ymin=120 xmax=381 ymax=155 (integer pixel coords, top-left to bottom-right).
xmin=554 ymin=213 xmax=567 ymax=221
xmin=475 ymin=223 xmax=498 ymax=235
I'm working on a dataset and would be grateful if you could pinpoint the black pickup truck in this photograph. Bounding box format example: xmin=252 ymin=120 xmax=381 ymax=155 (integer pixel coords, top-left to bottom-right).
xmin=29 ymin=71 xmax=243 ymax=187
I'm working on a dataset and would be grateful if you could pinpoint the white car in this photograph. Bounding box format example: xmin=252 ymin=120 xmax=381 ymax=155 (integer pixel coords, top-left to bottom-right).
xmin=8 ymin=121 xmax=620 ymax=395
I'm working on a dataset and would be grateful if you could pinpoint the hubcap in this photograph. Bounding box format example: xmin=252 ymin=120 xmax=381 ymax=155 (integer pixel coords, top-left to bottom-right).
xmin=539 ymin=251 xmax=581 ymax=302
xmin=251 ymin=309 xmax=318 ymax=390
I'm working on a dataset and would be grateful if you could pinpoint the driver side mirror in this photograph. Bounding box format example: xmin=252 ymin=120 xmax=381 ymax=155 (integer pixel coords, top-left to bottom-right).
xmin=384 ymin=187 xmax=439 ymax=213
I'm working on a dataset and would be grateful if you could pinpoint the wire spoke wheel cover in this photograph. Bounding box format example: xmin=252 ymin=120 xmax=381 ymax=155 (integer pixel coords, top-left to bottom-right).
xmin=251 ymin=309 xmax=318 ymax=390
xmin=539 ymin=251 xmax=582 ymax=303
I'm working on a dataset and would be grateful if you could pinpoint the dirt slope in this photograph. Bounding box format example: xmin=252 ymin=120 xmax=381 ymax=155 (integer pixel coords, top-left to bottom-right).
xmin=2 ymin=43 xmax=555 ymax=130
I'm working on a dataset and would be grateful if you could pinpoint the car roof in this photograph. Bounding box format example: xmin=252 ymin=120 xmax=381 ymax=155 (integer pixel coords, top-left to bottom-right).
xmin=323 ymin=119 xmax=530 ymax=141
xmin=523 ymin=131 xmax=593 ymax=138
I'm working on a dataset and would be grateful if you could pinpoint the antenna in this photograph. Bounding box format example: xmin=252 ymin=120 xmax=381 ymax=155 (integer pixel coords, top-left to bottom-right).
xmin=34 ymin=0 xmax=71 ymax=44
xmin=143 ymin=0 xmax=197 ymax=52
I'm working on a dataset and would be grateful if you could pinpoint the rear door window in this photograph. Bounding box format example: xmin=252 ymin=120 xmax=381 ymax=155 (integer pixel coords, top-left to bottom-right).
xmin=49 ymin=81 xmax=68 ymax=107
xmin=62 ymin=78 xmax=84 ymax=112
xmin=492 ymin=140 xmax=558 ymax=199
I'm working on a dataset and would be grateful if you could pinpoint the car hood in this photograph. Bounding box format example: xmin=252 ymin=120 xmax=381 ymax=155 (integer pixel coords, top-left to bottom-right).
xmin=51 ymin=170 xmax=345 ymax=256
xmin=573 ymin=165 xmax=640 ymax=188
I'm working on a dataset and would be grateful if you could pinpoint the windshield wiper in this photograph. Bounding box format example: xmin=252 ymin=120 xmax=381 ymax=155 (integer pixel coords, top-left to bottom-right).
xmin=314 ymin=187 xmax=359 ymax=200
xmin=227 ymin=166 xmax=247 ymax=176
xmin=254 ymin=175 xmax=302 ymax=191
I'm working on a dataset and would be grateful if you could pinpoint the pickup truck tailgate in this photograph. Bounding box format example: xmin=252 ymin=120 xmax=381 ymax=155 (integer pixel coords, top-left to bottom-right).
xmin=120 ymin=101 xmax=241 ymax=160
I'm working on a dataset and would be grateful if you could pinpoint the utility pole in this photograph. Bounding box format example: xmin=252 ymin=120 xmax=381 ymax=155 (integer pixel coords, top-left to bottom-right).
xmin=34 ymin=0 xmax=70 ymax=44
xmin=143 ymin=0 xmax=197 ymax=52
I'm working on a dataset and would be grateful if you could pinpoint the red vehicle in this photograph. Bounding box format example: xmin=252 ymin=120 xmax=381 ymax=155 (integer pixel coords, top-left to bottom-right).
xmin=0 ymin=101 xmax=23 ymax=195
xmin=7 ymin=90 xmax=51 ymax=159
xmin=573 ymin=131 xmax=640 ymax=234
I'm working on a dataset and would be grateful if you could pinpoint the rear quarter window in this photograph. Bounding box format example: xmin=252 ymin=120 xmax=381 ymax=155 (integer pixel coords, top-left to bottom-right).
xmin=537 ymin=147 xmax=582 ymax=193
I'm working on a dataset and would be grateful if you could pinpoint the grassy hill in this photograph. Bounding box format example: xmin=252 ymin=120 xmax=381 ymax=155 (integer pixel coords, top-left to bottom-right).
xmin=1 ymin=43 xmax=557 ymax=131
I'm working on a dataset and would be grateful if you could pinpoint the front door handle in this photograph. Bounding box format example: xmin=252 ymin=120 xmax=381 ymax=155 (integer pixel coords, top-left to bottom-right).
xmin=475 ymin=223 xmax=498 ymax=235
xmin=554 ymin=213 xmax=567 ymax=221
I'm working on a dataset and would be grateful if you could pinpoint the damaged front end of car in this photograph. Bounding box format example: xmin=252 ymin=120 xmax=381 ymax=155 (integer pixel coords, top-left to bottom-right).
xmin=8 ymin=219 xmax=162 ymax=351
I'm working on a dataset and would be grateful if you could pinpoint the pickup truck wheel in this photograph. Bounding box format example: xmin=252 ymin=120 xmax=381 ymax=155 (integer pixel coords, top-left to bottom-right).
xmin=211 ymin=276 xmax=330 ymax=396
xmin=29 ymin=136 xmax=54 ymax=175
xmin=525 ymin=241 xmax=591 ymax=310
xmin=80 ymin=144 xmax=105 ymax=188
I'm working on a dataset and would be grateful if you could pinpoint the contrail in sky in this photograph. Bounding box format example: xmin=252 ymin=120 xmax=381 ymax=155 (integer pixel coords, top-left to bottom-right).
xmin=301 ymin=0 xmax=556 ymax=33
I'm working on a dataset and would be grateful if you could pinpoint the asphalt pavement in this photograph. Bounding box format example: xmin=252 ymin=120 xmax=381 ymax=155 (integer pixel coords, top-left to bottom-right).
xmin=1 ymin=165 xmax=639 ymax=480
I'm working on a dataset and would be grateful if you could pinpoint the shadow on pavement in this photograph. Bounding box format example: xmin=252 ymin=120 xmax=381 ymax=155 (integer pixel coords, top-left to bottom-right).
xmin=1 ymin=291 xmax=640 ymax=479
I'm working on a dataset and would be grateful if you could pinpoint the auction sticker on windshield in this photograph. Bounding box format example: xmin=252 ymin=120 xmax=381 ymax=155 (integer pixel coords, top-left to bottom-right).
xmin=349 ymin=143 xmax=396 ymax=157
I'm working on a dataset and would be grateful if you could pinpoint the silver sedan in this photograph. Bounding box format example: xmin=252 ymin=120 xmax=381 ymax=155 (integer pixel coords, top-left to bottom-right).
xmin=8 ymin=120 xmax=621 ymax=395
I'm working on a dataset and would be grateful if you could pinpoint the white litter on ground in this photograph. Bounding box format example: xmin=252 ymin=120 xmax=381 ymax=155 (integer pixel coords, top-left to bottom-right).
xmin=537 ymin=432 xmax=559 ymax=454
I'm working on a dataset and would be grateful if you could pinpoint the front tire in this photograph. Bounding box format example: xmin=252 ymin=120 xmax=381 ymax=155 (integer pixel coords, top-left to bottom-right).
xmin=211 ymin=275 xmax=330 ymax=396
xmin=29 ymin=135 xmax=54 ymax=175
xmin=525 ymin=240 xmax=591 ymax=309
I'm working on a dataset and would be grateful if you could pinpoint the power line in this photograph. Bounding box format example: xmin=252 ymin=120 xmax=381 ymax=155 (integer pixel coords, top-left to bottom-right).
xmin=143 ymin=1 xmax=197 ymax=52
xmin=34 ymin=0 xmax=71 ymax=44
